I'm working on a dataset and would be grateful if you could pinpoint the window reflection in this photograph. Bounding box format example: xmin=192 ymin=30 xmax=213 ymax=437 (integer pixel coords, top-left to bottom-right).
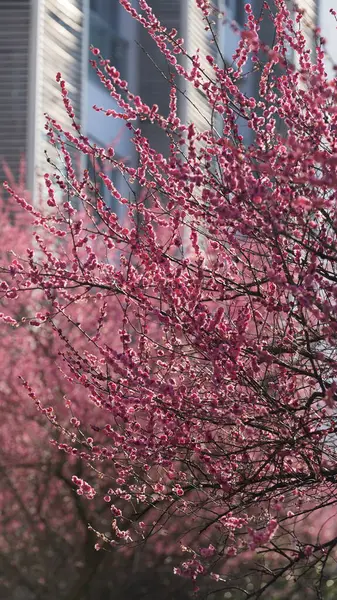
xmin=89 ymin=0 xmax=128 ymax=80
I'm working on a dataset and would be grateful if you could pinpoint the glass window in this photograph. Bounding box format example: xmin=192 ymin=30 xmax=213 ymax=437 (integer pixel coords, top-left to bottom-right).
xmin=90 ymin=0 xmax=118 ymax=26
xmin=89 ymin=2 xmax=128 ymax=80
xmin=226 ymin=0 xmax=245 ymax=27
xmin=235 ymin=1 xmax=245 ymax=27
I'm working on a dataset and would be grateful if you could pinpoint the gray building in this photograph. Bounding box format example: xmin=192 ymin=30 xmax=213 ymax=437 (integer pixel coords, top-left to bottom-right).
xmin=0 ymin=0 xmax=136 ymax=202
xmin=0 ymin=0 xmax=85 ymax=195
xmin=0 ymin=0 xmax=334 ymax=202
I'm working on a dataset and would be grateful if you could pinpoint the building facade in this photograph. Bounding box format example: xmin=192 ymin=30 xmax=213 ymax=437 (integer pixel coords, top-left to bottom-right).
xmin=0 ymin=0 xmax=136 ymax=202
xmin=0 ymin=0 xmax=85 ymax=194
xmin=0 ymin=0 xmax=34 ymax=186
xmin=0 ymin=0 xmax=333 ymax=202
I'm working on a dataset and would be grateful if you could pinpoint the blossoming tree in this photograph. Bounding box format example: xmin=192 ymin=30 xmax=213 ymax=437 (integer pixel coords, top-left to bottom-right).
xmin=2 ymin=1 xmax=337 ymax=597
xmin=0 ymin=177 xmax=195 ymax=600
